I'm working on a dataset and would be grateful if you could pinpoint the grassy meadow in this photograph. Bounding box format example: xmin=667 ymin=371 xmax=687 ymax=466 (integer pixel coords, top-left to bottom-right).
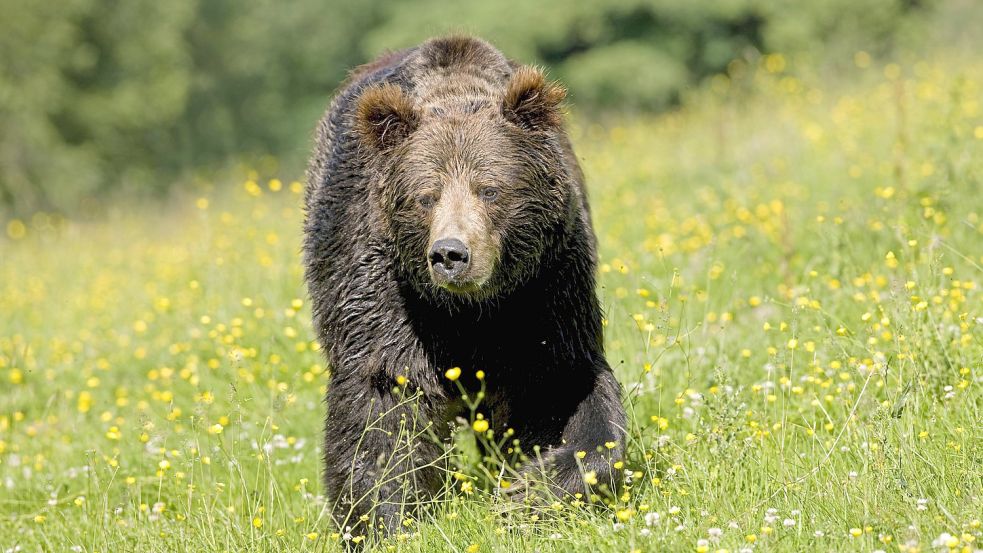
xmin=1 ymin=53 xmax=981 ymax=552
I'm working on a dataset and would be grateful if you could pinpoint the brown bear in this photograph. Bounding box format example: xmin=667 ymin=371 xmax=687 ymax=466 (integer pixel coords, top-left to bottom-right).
xmin=303 ymin=35 xmax=625 ymax=536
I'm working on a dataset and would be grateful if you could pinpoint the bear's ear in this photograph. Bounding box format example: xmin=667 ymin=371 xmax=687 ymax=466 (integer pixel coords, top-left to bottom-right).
xmin=355 ymin=84 xmax=420 ymax=152
xmin=502 ymin=66 xmax=566 ymax=131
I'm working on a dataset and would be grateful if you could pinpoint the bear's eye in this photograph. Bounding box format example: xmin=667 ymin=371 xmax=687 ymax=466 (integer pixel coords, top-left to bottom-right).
xmin=479 ymin=187 xmax=499 ymax=202
xmin=418 ymin=194 xmax=436 ymax=209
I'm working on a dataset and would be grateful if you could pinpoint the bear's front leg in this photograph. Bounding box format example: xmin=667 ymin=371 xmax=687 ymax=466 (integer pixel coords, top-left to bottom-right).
xmin=527 ymin=365 xmax=626 ymax=498
xmin=322 ymin=372 xmax=445 ymax=537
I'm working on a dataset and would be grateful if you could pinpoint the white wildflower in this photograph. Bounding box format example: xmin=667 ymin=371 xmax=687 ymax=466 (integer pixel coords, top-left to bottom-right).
xmin=644 ymin=512 xmax=661 ymax=526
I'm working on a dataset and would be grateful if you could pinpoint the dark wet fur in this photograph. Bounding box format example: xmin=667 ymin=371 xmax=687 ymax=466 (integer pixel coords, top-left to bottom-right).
xmin=303 ymin=35 xmax=626 ymax=536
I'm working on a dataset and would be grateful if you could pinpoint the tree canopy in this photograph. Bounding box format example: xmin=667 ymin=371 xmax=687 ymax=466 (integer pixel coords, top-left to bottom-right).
xmin=0 ymin=0 xmax=932 ymax=213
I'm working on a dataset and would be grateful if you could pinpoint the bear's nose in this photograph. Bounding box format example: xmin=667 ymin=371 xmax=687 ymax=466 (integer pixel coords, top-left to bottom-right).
xmin=429 ymin=238 xmax=470 ymax=279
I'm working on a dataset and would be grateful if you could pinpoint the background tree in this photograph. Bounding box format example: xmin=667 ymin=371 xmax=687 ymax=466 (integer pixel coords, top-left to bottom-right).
xmin=0 ymin=0 xmax=944 ymax=214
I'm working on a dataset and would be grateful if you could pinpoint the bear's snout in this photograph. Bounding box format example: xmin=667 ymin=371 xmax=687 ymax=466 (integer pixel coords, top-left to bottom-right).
xmin=428 ymin=238 xmax=470 ymax=281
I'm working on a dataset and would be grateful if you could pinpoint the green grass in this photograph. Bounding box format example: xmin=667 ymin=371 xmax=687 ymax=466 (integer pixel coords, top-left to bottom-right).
xmin=1 ymin=53 xmax=981 ymax=552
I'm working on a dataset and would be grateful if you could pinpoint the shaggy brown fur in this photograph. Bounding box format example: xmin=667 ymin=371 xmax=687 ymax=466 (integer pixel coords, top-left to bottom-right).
xmin=304 ymin=35 xmax=625 ymax=537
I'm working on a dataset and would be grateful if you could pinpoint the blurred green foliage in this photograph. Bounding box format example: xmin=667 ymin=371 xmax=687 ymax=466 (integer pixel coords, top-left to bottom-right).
xmin=0 ymin=0 xmax=935 ymax=213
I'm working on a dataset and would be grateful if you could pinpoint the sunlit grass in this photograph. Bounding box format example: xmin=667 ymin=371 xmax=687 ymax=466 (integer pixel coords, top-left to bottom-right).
xmin=1 ymin=52 xmax=981 ymax=552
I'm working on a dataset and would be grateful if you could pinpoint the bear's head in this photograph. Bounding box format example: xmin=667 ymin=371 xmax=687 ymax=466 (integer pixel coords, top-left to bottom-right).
xmin=355 ymin=64 xmax=572 ymax=302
